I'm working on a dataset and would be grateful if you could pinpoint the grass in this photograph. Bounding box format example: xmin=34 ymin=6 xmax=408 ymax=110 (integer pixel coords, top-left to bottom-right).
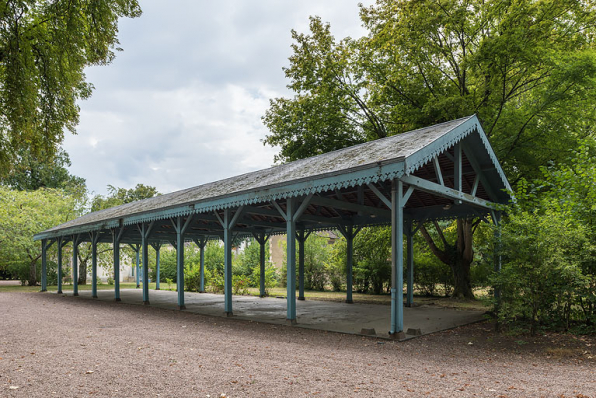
xmin=0 ymin=282 xmax=490 ymax=312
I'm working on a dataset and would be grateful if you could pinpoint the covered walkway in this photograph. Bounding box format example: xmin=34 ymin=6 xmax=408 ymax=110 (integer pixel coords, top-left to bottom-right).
xmin=62 ymin=289 xmax=486 ymax=338
xmin=34 ymin=115 xmax=510 ymax=338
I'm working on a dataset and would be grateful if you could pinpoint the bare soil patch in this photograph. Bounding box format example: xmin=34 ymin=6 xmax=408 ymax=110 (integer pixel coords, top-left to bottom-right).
xmin=0 ymin=292 xmax=594 ymax=397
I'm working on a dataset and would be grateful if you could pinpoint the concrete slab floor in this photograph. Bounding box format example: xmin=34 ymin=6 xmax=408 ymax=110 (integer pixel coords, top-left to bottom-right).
xmin=56 ymin=289 xmax=486 ymax=340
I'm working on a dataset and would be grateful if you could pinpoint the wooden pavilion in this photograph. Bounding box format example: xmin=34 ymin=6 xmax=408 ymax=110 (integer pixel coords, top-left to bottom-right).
xmin=34 ymin=115 xmax=511 ymax=337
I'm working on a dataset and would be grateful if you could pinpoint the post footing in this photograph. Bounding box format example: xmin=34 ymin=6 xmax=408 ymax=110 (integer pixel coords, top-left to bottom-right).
xmin=388 ymin=331 xmax=407 ymax=340
xmin=40 ymin=289 xmax=47 ymax=292
xmin=225 ymin=312 xmax=233 ymax=317
xmin=297 ymin=297 xmax=305 ymax=301
xmin=178 ymin=305 xmax=186 ymax=310
xmin=114 ymin=298 xmax=121 ymax=302
xmin=345 ymin=299 xmax=353 ymax=304
xmin=286 ymin=319 xmax=297 ymax=326
xmin=143 ymin=301 xmax=150 ymax=305
xmin=73 ymin=293 xmax=79 ymax=297
xmin=155 ymin=288 xmax=160 ymax=291
xmin=57 ymin=291 xmax=63 ymax=294
xmin=92 ymin=295 xmax=98 ymax=299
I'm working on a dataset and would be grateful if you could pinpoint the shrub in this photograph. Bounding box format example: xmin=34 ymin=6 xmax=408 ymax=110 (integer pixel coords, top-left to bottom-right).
xmin=232 ymin=275 xmax=250 ymax=295
xmin=250 ymin=263 xmax=278 ymax=296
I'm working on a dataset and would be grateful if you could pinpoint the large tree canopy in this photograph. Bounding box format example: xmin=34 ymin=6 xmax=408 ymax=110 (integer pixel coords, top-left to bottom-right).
xmin=0 ymin=0 xmax=142 ymax=178
xmin=263 ymin=0 xmax=596 ymax=298
xmin=264 ymin=0 xmax=596 ymax=183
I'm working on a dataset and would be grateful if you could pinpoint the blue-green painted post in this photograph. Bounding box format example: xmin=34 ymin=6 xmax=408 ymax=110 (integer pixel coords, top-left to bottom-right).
xmin=192 ymin=238 xmax=207 ymax=293
xmin=112 ymin=229 xmax=122 ymax=302
xmin=91 ymin=233 xmax=99 ymax=298
xmin=151 ymin=243 xmax=162 ymax=290
xmin=135 ymin=245 xmax=140 ymax=288
xmin=172 ymin=216 xmax=193 ymax=310
xmin=41 ymin=239 xmax=48 ymax=292
xmin=199 ymin=242 xmax=205 ymax=292
xmin=286 ymin=199 xmax=297 ymax=324
xmin=338 ymin=225 xmax=359 ymax=304
xmin=390 ymin=179 xmax=404 ymax=336
xmin=223 ymin=209 xmax=233 ymax=315
xmin=156 ymin=245 xmax=161 ymax=290
xmin=57 ymin=238 xmax=63 ymax=294
xmin=406 ymin=221 xmax=414 ymax=307
xmin=176 ymin=219 xmax=185 ymax=309
xmin=297 ymin=229 xmax=305 ymax=301
xmin=345 ymin=227 xmax=354 ymax=304
xmin=72 ymin=235 xmax=80 ymax=297
xmin=139 ymin=223 xmax=154 ymax=305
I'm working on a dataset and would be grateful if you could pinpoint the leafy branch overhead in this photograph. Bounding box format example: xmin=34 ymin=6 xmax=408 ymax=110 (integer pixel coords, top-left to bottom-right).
xmin=0 ymin=0 xmax=142 ymax=178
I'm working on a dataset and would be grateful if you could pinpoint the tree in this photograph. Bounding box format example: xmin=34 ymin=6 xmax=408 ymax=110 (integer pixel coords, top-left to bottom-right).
xmin=263 ymin=0 xmax=596 ymax=298
xmin=78 ymin=183 xmax=159 ymax=284
xmin=0 ymin=0 xmax=142 ymax=178
xmin=0 ymin=187 xmax=79 ymax=285
xmin=91 ymin=184 xmax=160 ymax=211
xmin=1 ymin=147 xmax=86 ymax=194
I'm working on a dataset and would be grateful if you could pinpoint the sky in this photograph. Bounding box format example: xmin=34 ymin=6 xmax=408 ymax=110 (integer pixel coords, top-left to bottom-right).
xmin=64 ymin=1 xmax=374 ymax=197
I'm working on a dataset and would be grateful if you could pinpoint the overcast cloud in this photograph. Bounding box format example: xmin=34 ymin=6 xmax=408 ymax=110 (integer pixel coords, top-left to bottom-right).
xmin=64 ymin=1 xmax=373 ymax=196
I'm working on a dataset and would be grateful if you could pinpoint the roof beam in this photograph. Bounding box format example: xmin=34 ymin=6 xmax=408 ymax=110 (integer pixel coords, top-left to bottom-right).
xmin=310 ymin=196 xmax=391 ymax=218
xmin=400 ymin=175 xmax=496 ymax=209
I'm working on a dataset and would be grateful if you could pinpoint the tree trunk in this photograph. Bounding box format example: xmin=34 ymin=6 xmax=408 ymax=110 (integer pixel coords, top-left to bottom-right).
xmin=78 ymin=257 xmax=87 ymax=285
xmin=420 ymin=218 xmax=475 ymax=299
xmin=28 ymin=259 xmax=37 ymax=286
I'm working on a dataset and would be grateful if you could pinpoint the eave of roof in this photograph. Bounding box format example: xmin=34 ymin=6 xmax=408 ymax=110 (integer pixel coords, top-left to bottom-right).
xmin=34 ymin=115 xmax=509 ymax=241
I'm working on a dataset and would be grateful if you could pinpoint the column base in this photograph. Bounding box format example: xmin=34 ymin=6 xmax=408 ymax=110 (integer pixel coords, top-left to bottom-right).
xmin=92 ymin=295 xmax=98 ymax=299
xmin=136 ymin=285 xmax=140 ymax=289
xmin=345 ymin=299 xmax=353 ymax=304
xmin=199 ymin=290 xmax=205 ymax=293
xmin=40 ymin=289 xmax=47 ymax=292
xmin=259 ymin=295 xmax=266 ymax=298
xmin=225 ymin=311 xmax=233 ymax=317
xmin=155 ymin=288 xmax=160 ymax=290
xmin=57 ymin=291 xmax=63 ymax=294
xmin=388 ymin=331 xmax=406 ymax=340
xmin=405 ymin=303 xmax=412 ymax=308
xmin=73 ymin=293 xmax=79 ymax=297
xmin=178 ymin=305 xmax=186 ymax=310
xmin=143 ymin=301 xmax=150 ymax=305
xmin=297 ymin=297 xmax=305 ymax=301
xmin=286 ymin=318 xmax=297 ymax=326
xmin=114 ymin=298 xmax=121 ymax=302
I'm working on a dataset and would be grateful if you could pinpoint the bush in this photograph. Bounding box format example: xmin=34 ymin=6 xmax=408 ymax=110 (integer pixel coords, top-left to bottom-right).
xmin=232 ymin=275 xmax=250 ymax=295
xmin=184 ymin=264 xmax=202 ymax=292
xmin=251 ymin=263 xmax=278 ymax=296
xmin=495 ymin=204 xmax=589 ymax=334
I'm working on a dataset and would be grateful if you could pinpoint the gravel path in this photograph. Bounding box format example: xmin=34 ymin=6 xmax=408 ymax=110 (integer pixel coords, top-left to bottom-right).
xmin=0 ymin=292 xmax=594 ymax=397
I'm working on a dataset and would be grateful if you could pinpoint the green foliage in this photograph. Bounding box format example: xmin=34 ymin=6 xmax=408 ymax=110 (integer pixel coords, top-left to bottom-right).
xmin=1 ymin=148 xmax=86 ymax=194
xmin=184 ymin=264 xmax=202 ymax=293
xmin=495 ymin=140 xmax=596 ymax=333
xmin=251 ymin=262 xmax=278 ymax=296
xmin=353 ymin=227 xmax=392 ymax=295
xmin=263 ymin=0 xmax=596 ymax=299
xmin=412 ymin=236 xmax=453 ymax=297
xmin=0 ymin=187 xmax=79 ymax=285
xmin=232 ymin=238 xmax=271 ymax=283
xmin=0 ymin=0 xmax=142 ymax=178
xmin=232 ymin=275 xmax=250 ymax=295
xmin=91 ymin=184 xmax=160 ymax=212
xmin=281 ymin=233 xmax=333 ymax=290
xmin=265 ymin=0 xmax=596 ymax=183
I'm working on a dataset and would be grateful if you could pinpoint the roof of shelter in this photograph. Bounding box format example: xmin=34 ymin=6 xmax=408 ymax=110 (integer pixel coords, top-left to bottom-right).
xmin=34 ymin=115 xmax=511 ymax=242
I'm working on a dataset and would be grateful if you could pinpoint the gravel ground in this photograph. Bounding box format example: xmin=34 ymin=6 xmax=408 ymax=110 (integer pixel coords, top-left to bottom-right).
xmin=0 ymin=292 xmax=594 ymax=397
